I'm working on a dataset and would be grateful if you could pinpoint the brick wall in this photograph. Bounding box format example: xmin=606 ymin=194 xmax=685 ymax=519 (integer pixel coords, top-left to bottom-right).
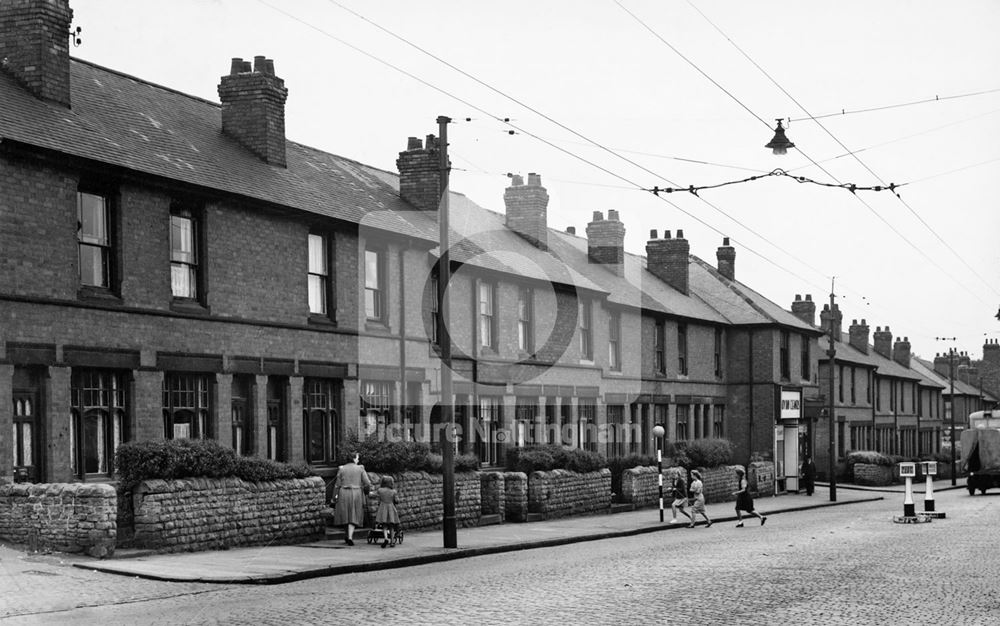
xmin=0 ymin=482 xmax=117 ymax=557
xmin=130 ymin=476 xmax=324 ymax=553
xmin=363 ymin=471 xmax=480 ymax=530
xmin=527 ymin=468 xmax=611 ymax=519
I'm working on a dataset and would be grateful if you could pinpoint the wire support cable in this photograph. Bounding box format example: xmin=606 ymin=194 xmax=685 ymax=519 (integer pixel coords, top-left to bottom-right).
xmin=647 ymin=168 xmax=905 ymax=197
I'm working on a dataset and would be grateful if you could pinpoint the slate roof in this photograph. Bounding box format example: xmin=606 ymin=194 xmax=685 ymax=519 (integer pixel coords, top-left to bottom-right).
xmin=0 ymin=58 xmax=437 ymax=242
xmin=1 ymin=55 xmax=821 ymax=330
xmin=912 ymin=357 xmax=994 ymax=397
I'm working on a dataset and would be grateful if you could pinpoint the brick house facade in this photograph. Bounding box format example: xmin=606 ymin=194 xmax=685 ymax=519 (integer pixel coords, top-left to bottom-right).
xmin=3 ymin=0 xmax=826 ymax=490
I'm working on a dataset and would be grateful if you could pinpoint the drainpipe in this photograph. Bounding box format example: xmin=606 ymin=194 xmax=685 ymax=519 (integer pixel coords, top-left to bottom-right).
xmin=748 ymin=330 xmax=755 ymax=463
xmin=399 ymin=244 xmax=407 ymax=437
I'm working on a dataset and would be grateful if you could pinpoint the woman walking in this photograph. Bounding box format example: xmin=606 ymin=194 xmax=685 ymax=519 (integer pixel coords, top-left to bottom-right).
xmin=733 ymin=466 xmax=766 ymax=527
xmin=332 ymin=451 xmax=372 ymax=545
xmin=687 ymin=470 xmax=712 ymax=528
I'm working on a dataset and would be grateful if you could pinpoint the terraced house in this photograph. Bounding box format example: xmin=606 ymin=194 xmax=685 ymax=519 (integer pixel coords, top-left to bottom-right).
xmin=2 ymin=0 xmax=831 ymax=491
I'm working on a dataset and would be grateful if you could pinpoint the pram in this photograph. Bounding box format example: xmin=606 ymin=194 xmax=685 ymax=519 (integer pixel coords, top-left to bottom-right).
xmin=367 ymin=520 xmax=404 ymax=546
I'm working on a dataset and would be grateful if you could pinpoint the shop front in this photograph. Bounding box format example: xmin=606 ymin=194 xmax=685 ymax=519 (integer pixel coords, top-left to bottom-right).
xmin=774 ymin=387 xmax=803 ymax=493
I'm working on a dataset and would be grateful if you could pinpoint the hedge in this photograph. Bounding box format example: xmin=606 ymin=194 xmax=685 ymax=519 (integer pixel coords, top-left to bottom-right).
xmin=336 ymin=434 xmax=479 ymax=474
xmin=666 ymin=438 xmax=734 ymax=469
xmin=505 ymin=445 xmax=607 ymax=474
xmin=846 ymin=450 xmax=894 ymax=467
xmin=115 ymin=439 xmax=313 ymax=487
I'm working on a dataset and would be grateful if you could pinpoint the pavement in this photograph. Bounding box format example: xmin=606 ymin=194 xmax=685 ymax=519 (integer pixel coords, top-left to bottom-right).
xmin=20 ymin=479 xmax=949 ymax=586
xmin=0 ymin=479 xmax=958 ymax=590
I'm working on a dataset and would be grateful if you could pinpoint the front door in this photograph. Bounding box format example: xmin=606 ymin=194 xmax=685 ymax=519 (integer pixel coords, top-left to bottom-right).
xmin=12 ymin=390 xmax=40 ymax=482
xmin=783 ymin=424 xmax=800 ymax=492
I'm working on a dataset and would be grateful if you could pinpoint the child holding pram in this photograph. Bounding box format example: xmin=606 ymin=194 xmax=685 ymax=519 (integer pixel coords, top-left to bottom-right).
xmin=375 ymin=475 xmax=400 ymax=548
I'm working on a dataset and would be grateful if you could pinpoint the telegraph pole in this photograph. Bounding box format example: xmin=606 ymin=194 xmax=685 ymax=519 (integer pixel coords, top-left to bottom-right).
xmin=827 ymin=279 xmax=837 ymax=502
xmin=437 ymin=116 xmax=457 ymax=548
xmin=936 ymin=337 xmax=957 ymax=487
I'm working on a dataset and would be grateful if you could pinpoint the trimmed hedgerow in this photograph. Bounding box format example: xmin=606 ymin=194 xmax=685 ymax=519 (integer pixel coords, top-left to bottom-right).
xmin=846 ymin=450 xmax=894 ymax=467
xmin=666 ymin=438 xmax=734 ymax=469
xmin=115 ymin=439 xmax=313 ymax=488
xmin=505 ymin=445 xmax=607 ymax=474
xmin=608 ymin=453 xmax=657 ymax=498
xmin=336 ymin=434 xmax=481 ymax=474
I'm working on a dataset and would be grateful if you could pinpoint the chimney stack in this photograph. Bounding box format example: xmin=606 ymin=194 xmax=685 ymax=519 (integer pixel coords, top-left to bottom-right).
xmin=646 ymin=228 xmax=689 ymax=295
xmin=504 ymin=172 xmax=549 ymax=249
xmin=848 ymin=319 xmax=870 ymax=354
xmin=0 ymin=0 xmax=74 ymax=107
xmin=958 ymin=351 xmax=972 ymax=368
xmin=820 ymin=303 xmax=843 ymax=341
xmin=218 ymin=56 xmax=288 ymax=166
xmin=982 ymin=339 xmax=1000 ymax=398
xmin=791 ymin=294 xmax=816 ymax=327
xmin=397 ymin=135 xmax=444 ymax=212
xmin=933 ymin=353 xmax=952 ymax=378
xmin=872 ymin=326 xmax=892 ymax=359
xmin=586 ymin=210 xmax=626 ymax=276
xmin=716 ymin=237 xmax=735 ymax=281
xmin=892 ymin=336 xmax=911 ymax=368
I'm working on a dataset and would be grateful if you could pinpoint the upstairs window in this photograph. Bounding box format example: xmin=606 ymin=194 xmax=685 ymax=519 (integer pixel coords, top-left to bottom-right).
xmin=800 ymin=334 xmax=810 ymax=380
xmin=518 ymin=287 xmax=534 ymax=353
xmin=579 ymin=300 xmax=593 ymax=360
xmin=780 ymin=330 xmax=790 ymax=380
xmin=170 ymin=209 xmax=199 ymax=300
xmin=654 ymin=322 xmax=666 ymax=375
xmin=308 ymin=233 xmax=331 ymax=316
xmin=608 ymin=311 xmax=621 ymax=371
xmin=77 ymin=190 xmax=113 ymax=289
xmin=677 ymin=323 xmax=688 ymax=375
xmin=479 ymin=281 xmax=497 ymax=349
xmin=365 ymin=248 xmax=385 ymax=321
xmin=714 ymin=328 xmax=723 ymax=378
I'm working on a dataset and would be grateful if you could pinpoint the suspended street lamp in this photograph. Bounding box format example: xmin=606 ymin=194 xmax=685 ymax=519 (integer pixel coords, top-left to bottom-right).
xmin=765 ymin=119 xmax=795 ymax=155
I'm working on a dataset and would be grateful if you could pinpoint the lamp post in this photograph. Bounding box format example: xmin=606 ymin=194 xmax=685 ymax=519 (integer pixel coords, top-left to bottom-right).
xmin=437 ymin=115 xmax=457 ymax=548
xmin=653 ymin=424 xmax=666 ymax=522
xmin=936 ymin=337 xmax=957 ymax=487
xmin=826 ymin=284 xmax=837 ymax=502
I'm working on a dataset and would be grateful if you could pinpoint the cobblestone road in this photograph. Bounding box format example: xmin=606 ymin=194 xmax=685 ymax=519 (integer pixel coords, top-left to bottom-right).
xmin=4 ymin=490 xmax=999 ymax=625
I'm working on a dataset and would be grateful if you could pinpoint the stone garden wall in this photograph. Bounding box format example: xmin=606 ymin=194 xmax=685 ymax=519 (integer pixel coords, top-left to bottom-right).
xmin=620 ymin=463 xmax=776 ymax=507
xmin=364 ymin=471 xmax=481 ymax=530
xmin=131 ymin=476 xmax=324 ymax=552
xmin=853 ymin=463 xmax=893 ymax=486
xmin=748 ymin=462 xmax=775 ymax=498
xmin=505 ymin=472 xmax=528 ymax=522
xmin=480 ymin=472 xmax=505 ymax=522
xmin=527 ymin=468 xmax=611 ymax=519
xmin=0 ymin=483 xmax=117 ymax=557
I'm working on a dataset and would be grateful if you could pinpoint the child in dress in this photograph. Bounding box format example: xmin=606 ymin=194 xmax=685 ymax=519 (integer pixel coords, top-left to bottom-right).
xmin=375 ymin=475 xmax=400 ymax=548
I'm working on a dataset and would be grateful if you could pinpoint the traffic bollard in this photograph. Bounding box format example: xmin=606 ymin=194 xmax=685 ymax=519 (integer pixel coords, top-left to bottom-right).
xmin=893 ymin=462 xmax=931 ymax=524
xmin=922 ymin=460 xmax=946 ymax=519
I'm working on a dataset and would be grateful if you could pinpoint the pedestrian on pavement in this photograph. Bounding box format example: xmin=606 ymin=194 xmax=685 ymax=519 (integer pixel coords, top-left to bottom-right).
xmin=732 ymin=466 xmax=766 ymax=527
xmin=687 ymin=470 xmax=712 ymax=528
xmin=801 ymin=455 xmax=817 ymax=496
xmin=332 ymin=451 xmax=372 ymax=546
xmin=669 ymin=472 xmax=693 ymax=524
xmin=375 ymin=475 xmax=400 ymax=548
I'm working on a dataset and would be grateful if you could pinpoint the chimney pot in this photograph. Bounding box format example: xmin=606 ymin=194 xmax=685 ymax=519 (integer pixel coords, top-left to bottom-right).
xmin=218 ymin=54 xmax=289 ymax=166
xmin=505 ymin=170 xmax=549 ymax=249
xmin=566 ymin=226 xmax=576 ymax=235
xmin=510 ymin=174 xmax=524 ymax=186
xmin=406 ymin=137 xmax=422 ymax=150
xmin=723 ymin=236 xmax=730 ymax=245
xmin=677 ymin=229 xmax=685 ymax=238
xmin=0 ymin=0 xmax=75 ymax=107
xmin=650 ymin=229 xmax=658 ymax=239
xmin=608 ymin=209 xmax=620 ymax=221
xmin=806 ymin=294 xmax=812 ymax=301
xmin=795 ymin=294 xmax=802 ymax=301
xmin=664 ymin=230 xmax=672 ymax=239
xmin=593 ymin=211 xmax=603 ymax=221
xmin=230 ymin=58 xmax=245 ymax=75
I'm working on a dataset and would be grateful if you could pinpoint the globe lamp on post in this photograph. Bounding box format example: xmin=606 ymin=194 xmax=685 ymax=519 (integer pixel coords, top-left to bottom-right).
xmin=653 ymin=424 xmax=666 ymax=522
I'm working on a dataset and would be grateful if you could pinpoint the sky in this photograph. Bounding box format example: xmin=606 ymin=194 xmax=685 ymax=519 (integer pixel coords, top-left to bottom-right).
xmin=68 ymin=0 xmax=1000 ymax=363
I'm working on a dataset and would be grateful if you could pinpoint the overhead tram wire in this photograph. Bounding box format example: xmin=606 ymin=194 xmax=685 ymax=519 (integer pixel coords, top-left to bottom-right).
xmin=687 ymin=0 xmax=999 ymax=301
xmin=318 ymin=0 xmax=837 ymax=289
xmin=785 ymin=106 xmax=1000 ymax=174
xmin=787 ymin=87 xmax=1000 ymax=123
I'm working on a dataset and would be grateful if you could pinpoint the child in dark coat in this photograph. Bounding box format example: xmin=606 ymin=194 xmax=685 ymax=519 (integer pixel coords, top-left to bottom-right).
xmin=375 ymin=476 xmax=400 ymax=548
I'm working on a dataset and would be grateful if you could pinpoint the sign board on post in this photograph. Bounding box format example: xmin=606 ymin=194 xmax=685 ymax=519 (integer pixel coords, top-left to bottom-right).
xmin=780 ymin=389 xmax=802 ymax=420
xmin=898 ymin=462 xmax=916 ymax=477
xmin=924 ymin=461 xmax=937 ymax=476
